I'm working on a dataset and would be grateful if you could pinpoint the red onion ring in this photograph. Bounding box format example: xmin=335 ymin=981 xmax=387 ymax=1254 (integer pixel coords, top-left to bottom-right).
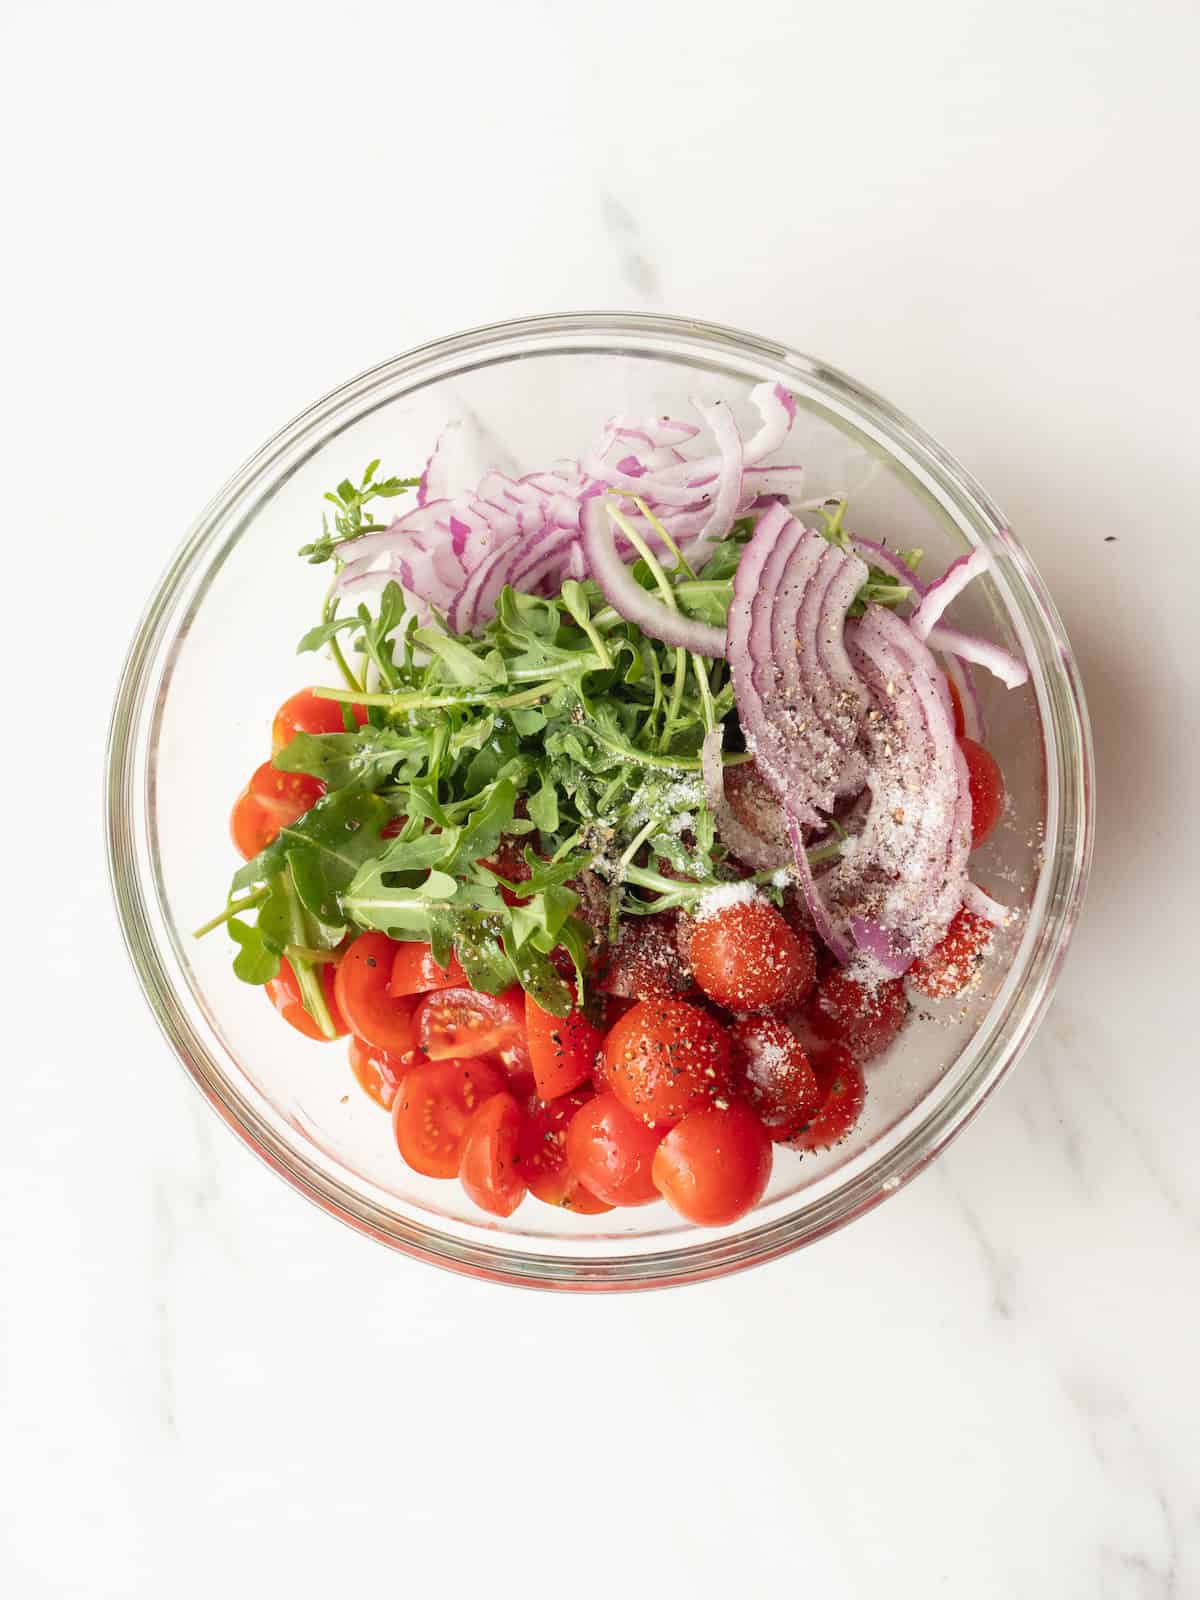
xmin=580 ymin=498 xmax=727 ymax=657
xmin=910 ymin=549 xmax=990 ymax=640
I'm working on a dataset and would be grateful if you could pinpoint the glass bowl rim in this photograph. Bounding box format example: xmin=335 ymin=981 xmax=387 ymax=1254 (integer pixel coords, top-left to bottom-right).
xmin=105 ymin=310 xmax=1095 ymax=1291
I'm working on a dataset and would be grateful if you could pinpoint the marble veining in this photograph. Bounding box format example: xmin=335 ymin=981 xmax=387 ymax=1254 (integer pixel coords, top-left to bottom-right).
xmin=600 ymin=191 xmax=662 ymax=301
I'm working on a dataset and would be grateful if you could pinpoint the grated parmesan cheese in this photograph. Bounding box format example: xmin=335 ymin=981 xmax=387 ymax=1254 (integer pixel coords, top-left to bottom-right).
xmin=694 ymin=881 xmax=761 ymax=921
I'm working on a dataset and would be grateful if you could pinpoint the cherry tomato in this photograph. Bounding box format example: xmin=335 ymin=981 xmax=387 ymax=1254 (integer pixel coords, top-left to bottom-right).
xmin=392 ymin=1058 xmax=508 ymax=1179
xmin=230 ymin=761 xmax=325 ymax=860
xmin=596 ymin=913 xmax=696 ymax=1001
xmin=688 ymin=897 xmax=816 ymax=1012
xmin=459 ymin=1092 xmax=527 ymax=1217
xmin=389 ymin=941 xmax=469 ymax=997
xmin=334 ymin=932 xmax=417 ymax=1055
xmin=652 ymin=1103 xmax=772 ymax=1226
xmin=271 ymin=687 xmax=367 ymax=752
xmin=515 ymin=1089 xmax=613 ymax=1213
xmin=347 ymin=1035 xmax=416 ymax=1110
xmin=265 ymin=957 xmax=348 ymax=1041
xmin=946 ymin=676 xmax=966 ymax=738
xmin=959 ymin=736 xmax=1005 ymax=848
xmin=415 ymin=986 xmax=531 ymax=1073
xmin=908 ymin=908 xmax=994 ymax=999
xmin=565 ymin=1092 xmax=663 ymax=1207
xmin=603 ymin=997 xmax=734 ymax=1127
xmin=807 ymin=969 xmax=908 ymax=1063
xmin=788 ymin=1044 xmax=866 ymax=1152
xmin=729 ymin=1015 xmax=822 ymax=1142
xmin=525 ymin=995 xmax=604 ymax=1101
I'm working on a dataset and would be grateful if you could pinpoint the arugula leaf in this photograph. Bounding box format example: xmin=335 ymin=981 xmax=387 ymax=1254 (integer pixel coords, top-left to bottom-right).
xmin=232 ymin=789 xmax=393 ymax=926
xmin=696 ymin=517 xmax=755 ymax=580
xmin=414 ymin=626 xmax=507 ymax=688
xmin=298 ymin=464 xmax=421 ymax=564
xmin=227 ymin=917 xmax=281 ymax=983
xmin=274 ymin=726 xmax=420 ymax=792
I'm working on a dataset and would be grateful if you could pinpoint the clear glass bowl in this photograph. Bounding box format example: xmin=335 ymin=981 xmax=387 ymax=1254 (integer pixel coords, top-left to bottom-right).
xmin=106 ymin=313 xmax=1093 ymax=1290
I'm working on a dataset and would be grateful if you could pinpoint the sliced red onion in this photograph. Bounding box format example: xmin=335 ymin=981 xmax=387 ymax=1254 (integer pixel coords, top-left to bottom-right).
xmin=941 ymin=650 xmax=985 ymax=741
xmin=449 ymin=533 xmax=525 ymax=634
xmin=851 ymin=536 xmax=994 ymax=725
xmin=728 ymin=504 xmax=869 ymax=823
xmin=745 ymin=381 xmax=797 ymax=458
xmin=850 ymin=536 xmax=924 ymax=593
xmin=785 ymin=604 xmax=973 ymax=972
xmin=849 ymin=916 xmax=914 ymax=977
xmin=742 ymin=464 xmax=808 ymax=497
xmin=786 ymin=810 xmax=853 ymax=963
xmin=961 ymin=881 xmax=1013 ymax=927
xmin=689 ymin=400 xmax=744 ymax=559
xmin=910 ymin=548 xmax=990 ymax=640
xmin=582 ymin=448 xmax=722 ymax=506
xmin=333 ymin=384 xmax=807 ymax=631
xmin=924 ymin=622 xmax=1028 ymax=690
xmin=580 ymin=498 xmax=727 ymax=657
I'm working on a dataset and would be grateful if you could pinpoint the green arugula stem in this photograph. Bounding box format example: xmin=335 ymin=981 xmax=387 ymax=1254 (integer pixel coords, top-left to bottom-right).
xmin=608 ymin=503 xmax=677 ymax=600
xmin=664 ymin=647 xmax=687 ymax=746
xmin=313 ymin=676 xmax=590 ymax=717
xmin=579 ymin=721 xmax=751 ymax=773
xmin=494 ymin=685 xmax=553 ymax=709
xmin=607 ymin=502 xmax=716 ymax=741
xmin=322 ymin=585 xmax=363 ymax=695
xmin=631 ymin=497 xmax=697 ymax=578
xmin=615 ymin=814 xmax=662 ymax=875
xmin=561 ymin=584 xmax=614 ymax=669
xmin=283 ymin=945 xmax=340 ymax=965
xmin=691 ymin=655 xmax=718 ymax=734
xmin=593 ymin=581 xmax=730 ymax=629
xmin=193 ymin=887 xmax=268 ymax=939
xmin=279 ymin=868 xmax=337 ymax=1039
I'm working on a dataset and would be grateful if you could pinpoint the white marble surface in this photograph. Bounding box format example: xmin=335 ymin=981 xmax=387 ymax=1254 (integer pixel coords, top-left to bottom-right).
xmin=3 ymin=0 xmax=1199 ymax=1594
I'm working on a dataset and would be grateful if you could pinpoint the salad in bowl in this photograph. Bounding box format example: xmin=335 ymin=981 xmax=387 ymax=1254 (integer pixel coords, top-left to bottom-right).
xmin=196 ymin=377 xmax=1027 ymax=1228
xmin=109 ymin=314 xmax=1091 ymax=1287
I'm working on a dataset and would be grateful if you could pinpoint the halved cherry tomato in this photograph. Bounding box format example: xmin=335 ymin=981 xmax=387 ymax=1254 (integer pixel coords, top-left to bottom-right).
xmin=908 ymin=908 xmax=994 ymax=999
xmin=265 ymin=957 xmax=348 ymax=1041
xmin=515 ymin=1089 xmax=613 ymax=1213
xmin=347 ymin=1035 xmax=416 ymax=1110
xmin=596 ymin=913 xmax=696 ymax=1001
xmin=565 ymin=1092 xmax=663 ymax=1207
xmin=689 ymin=898 xmax=816 ymax=1012
xmin=652 ymin=1103 xmax=772 ymax=1226
xmin=334 ymin=932 xmax=417 ymax=1055
xmin=959 ymin=736 xmax=1005 ymax=848
xmin=525 ymin=995 xmax=604 ymax=1101
xmin=393 ymin=1058 xmax=508 ymax=1178
xmin=271 ymin=687 xmax=368 ymax=752
xmin=603 ymin=997 xmax=734 ymax=1127
xmin=729 ymin=1015 xmax=822 ymax=1142
xmin=415 ymin=986 xmax=531 ymax=1073
xmin=788 ymin=1044 xmax=866 ymax=1152
xmin=807 ymin=970 xmax=908 ymax=1063
xmin=459 ymin=1092 xmax=527 ymax=1217
xmin=389 ymin=942 xmax=469 ymax=997
xmin=230 ymin=761 xmax=326 ymax=860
